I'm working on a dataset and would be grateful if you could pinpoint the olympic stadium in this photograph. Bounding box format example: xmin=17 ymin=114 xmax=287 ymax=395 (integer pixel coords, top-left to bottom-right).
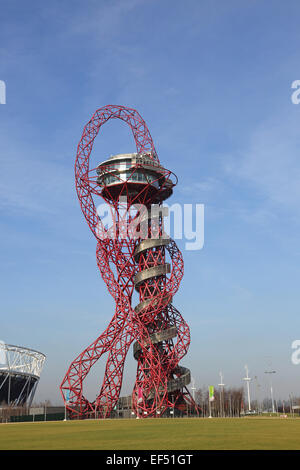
xmin=0 ymin=342 xmax=45 ymax=407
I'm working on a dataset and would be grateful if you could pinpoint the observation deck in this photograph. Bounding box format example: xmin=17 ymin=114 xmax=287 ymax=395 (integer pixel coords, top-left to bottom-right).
xmin=96 ymin=153 xmax=176 ymax=203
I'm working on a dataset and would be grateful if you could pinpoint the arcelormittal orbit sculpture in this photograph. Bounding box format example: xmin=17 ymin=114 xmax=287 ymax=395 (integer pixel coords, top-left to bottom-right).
xmin=60 ymin=105 xmax=198 ymax=418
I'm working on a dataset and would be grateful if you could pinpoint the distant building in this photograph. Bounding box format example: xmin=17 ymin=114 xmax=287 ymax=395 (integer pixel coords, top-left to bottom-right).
xmin=0 ymin=342 xmax=45 ymax=407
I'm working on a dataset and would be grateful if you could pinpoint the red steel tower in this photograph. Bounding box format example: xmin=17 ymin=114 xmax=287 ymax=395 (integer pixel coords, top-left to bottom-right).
xmin=60 ymin=105 xmax=198 ymax=418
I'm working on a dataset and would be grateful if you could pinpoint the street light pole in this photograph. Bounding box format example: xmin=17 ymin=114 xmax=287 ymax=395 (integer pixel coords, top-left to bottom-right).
xmin=254 ymin=376 xmax=261 ymax=414
xmin=218 ymin=371 xmax=225 ymax=417
xmin=243 ymin=365 xmax=252 ymax=412
xmin=172 ymin=395 xmax=175 ymax=419
xmin=208 ymin=396 xmax=212 ymax=419
xmin=64 ymin=391 xmax=69 ymax=421
xmin=289 ymin=394 xmax=294 ymax=417
xmin=229 ymin=394 xmax=232 ymax=418
xmin=265 ymin=370 xmax=276 ymax=414
xmin=191 ymin=377 xmax=196 ymax=402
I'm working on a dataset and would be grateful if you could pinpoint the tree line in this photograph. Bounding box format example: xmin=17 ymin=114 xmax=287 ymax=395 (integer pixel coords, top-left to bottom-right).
xmin=194 ymin=387 xmax=300 ymax=416
xmin=195 ymin=386 xmax=245 ymax=417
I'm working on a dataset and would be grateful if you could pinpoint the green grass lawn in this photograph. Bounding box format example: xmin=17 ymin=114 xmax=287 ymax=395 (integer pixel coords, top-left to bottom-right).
xmin=0 ymin=417 xmax=299 ymax=450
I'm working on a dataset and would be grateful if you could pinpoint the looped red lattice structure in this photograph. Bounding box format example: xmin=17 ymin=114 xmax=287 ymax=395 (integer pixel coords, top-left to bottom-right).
xmin=60 ymin=105 xmax=198 ymax=418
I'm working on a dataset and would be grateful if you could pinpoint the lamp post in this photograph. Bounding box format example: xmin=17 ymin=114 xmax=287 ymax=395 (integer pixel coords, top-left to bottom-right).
xmin=218 ymin=372 xmax=225 ymax=417
xmin=254 ymin=376 xmax=261 ymax=414
xmin=265 ymin=370 xmax=276 ymax=414
xmin=243 ymin=365 xmax=252 ymax=412
xmin=289 ymin=394 xmax=294 ymax=417
xmin=208 ymin=386 xmax=214 ymax=418
xmin=191 ymin=377 xmax=196 ymax=402
xmin=64 ymin=391 xmax=69 ymax=421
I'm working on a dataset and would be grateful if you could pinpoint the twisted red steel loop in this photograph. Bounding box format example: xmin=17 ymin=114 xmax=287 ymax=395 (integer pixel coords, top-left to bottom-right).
xmin=60 ymin=105 xmax=197 ymax=418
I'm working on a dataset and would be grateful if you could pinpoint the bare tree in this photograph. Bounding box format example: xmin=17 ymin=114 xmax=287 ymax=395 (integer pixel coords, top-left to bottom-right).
xmin=195 ymin=386 xmax=244 ymax=417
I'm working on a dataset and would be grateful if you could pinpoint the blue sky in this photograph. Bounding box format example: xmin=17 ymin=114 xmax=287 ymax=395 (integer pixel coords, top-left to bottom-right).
xmin=1 ymin=0 xmax=300 ymax=405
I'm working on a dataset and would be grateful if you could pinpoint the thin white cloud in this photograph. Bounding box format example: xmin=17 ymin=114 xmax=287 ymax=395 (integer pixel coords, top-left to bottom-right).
xmin=179 ymin=177 xmax=220 ymax=194
xmin=0 ymin=125 xmax=74 ymax=216
xmin=225 ymin=111 xmax=300 ymax=211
